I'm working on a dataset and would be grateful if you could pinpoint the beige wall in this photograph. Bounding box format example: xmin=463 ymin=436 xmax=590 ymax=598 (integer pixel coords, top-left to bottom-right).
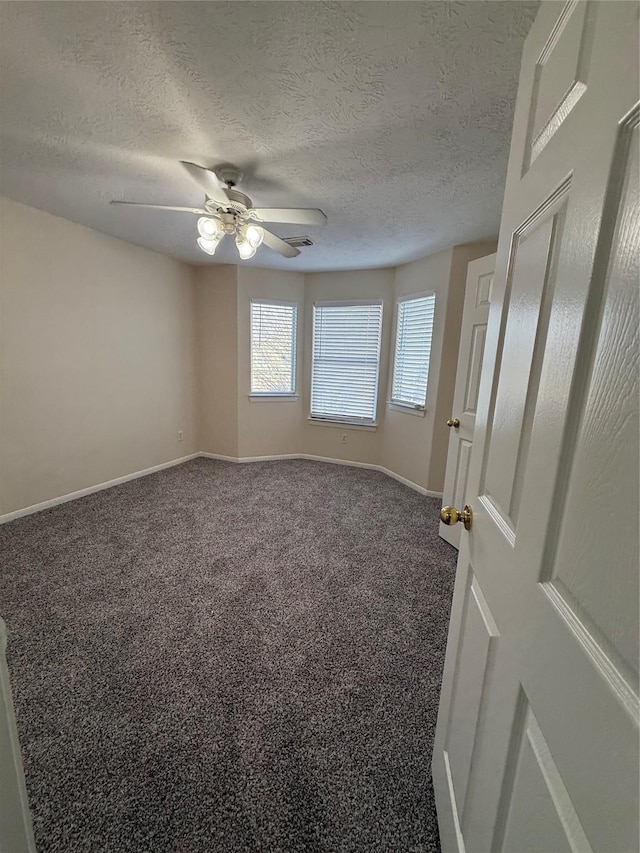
xmin=380 ymin=241 xmax=496 ymax=492
xmin=201 ymin=265 xmax=397 ymax=467
xmin=0 ymin=196 xmax=496 ymax=512
xmin=0 ymin=198 xmax=197 ymax=515
xmin=381 ymin=248 xmax=454 ymax=490
xmin=236 ymin=266 xmax=305 ymax=457
xmin=195 ymin=265 xmax=239 ymax=458
xmin=302 ymin=268 xmax=395 ymax=465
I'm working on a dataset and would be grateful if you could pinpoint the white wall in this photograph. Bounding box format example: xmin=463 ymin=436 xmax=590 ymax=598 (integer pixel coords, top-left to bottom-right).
xmin=0 ymin=198 xmax=198 ymax=515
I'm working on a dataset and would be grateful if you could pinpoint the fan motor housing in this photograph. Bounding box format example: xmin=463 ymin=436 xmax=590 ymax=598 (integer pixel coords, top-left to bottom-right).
xmin=216 ymin=165 xmax=243 ymax=188
xmin=205 ymin=188 xmax=252 ymax=215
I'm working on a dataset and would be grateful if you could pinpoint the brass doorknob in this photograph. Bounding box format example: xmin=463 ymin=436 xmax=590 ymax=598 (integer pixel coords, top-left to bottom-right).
xmin=447 ymin=418 xmax=460 ymax=428
xmin=440 ymin=505 xmax=473 ymax=530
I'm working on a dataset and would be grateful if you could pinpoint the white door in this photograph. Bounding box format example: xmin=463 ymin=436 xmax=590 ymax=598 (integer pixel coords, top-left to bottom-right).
xmin=440 ymin=253 xmax=496 ymax=549
xmin=432 ymin=2 xmax=639 ymax=852
xmin=0 ymin=620 xmax=36 ymax=852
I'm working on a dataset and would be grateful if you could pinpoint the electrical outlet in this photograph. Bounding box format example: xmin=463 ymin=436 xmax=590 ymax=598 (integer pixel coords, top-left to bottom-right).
xmin=178 ymin=430 xmax=184 ymax=441
xmin=340 ymin=433 xmax=348 ymax=444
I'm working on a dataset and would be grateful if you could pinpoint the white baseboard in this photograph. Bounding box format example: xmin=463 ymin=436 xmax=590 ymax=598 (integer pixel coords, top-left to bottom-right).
xmin=200 ymin=452 xmax=301 ymax=463
xmin=299 ymin=453 xmax=379 ymax=470
xmin=199 ymin=451 xmax=442 ymax=498
xmin=0 ymin=453 xmax=200 ymax=525
xmin=377 ymin=465 xmax=442 ymax=498
xmin=300 ymin=456 xmax=442 ymax=497
xmin=1 ymin=451 xmax=442 ymax=524
xmin=199 ymin=452 xmax=239 ymax=462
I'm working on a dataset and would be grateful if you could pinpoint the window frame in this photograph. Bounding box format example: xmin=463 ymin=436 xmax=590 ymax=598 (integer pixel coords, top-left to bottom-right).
xmin=388 ymin=290 xmax=436 ymax=416
xmin=249 ymin=298 xmax=298 ymax=400
xmin=310 ymin=298 xmax=384 ymax=427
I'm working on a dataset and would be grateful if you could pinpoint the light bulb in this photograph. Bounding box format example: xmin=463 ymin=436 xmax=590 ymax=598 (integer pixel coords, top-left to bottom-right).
xmin=245 ymin=224 xmax=264 ymax=249
xmin=197 ymin=236 xmax=220 ymax=255
xmin=197 ymin=217 xmax=223 ymax=240
xmin=236 ymin=236 xmax=256 ymax=260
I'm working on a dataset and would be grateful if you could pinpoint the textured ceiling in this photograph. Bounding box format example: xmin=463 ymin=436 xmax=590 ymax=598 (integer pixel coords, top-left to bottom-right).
xmin=0 ymin=1 xmax=538 ymax=271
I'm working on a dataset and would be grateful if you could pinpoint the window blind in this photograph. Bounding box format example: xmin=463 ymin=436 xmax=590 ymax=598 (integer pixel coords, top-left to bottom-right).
xmin=311 ymin=301 xmax=383 ymax=424
xmin=391 ymin=293 xmax=436 ymax=409
xmin=250 ymin=300 xmax=297 ymax=394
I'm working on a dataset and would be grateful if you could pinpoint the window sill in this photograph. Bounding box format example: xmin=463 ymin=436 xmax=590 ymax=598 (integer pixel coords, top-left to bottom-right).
xmin=387 ymin=401 xmax=426 ymax=418
xmin=249 ymin=394 xmax=299 ymax=402
xmin=307 ymin=417 xmax=377 ymax=432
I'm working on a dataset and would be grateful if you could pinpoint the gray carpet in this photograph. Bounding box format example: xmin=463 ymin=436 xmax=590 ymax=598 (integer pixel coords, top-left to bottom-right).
xmin=0 ymin=458 xmax=457 ymax=853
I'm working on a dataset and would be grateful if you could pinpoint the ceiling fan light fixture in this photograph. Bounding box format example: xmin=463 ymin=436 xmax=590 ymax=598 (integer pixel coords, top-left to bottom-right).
xmin=244 ymin=224 xmax=264 ymax=249
xmin=236 ymin=235 xmax=256 ymax=260
xmin=197 ymin=216 xmax=223 ymax=240
xmin=112 ymin=161 xmax=325 ymax=260
xmin=197 ymin=236 xmax=221 ymax=255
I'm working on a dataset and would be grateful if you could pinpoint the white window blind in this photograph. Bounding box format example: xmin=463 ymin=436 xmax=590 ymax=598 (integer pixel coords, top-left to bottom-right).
xmin=311 ymin=301 xmax=383 ymax=424
xmin=391 ymin=293 xmax=436 ymax=409
xmin=250 ymin=300 xmax=297 ymax=394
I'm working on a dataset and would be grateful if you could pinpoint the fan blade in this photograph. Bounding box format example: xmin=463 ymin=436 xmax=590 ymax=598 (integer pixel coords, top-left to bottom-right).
xmin=262 ymin=229 xmax=301 ymax=258
xmin=249 ymin=207 xmax=327 ymax=226
xmin=180 ymin=161 xmax=230 ymax=206
xmin=110 ymin=201 xmax=208 ymax=214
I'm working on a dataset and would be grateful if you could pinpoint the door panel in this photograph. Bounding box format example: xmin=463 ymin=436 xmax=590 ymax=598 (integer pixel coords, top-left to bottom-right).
xmin=444 ymin=574 xmax=499 ymax=818
xmin=499 ymin=701 xmax=590 ymax=853
xmin=0 ymin=620 xmax=36 ymax=852
xmin=462 ymin=324 xmax=486 ymax=415
xmin=527 ymin=0 xmax=597 ymax=167
xmin=482 ymin=185 xmax=569 ymax=532
xmin=440 ymin=254 xmax=496 ymax=549
xmin=546 ymin=119 xmax=639 ymax=681
xmin=451 ymin=439 xmax=472 ymax=512
xmin=433 ymin=3 xmax=639 ymax=852
xmin=474 ymin=272 xmax=492 ymax=308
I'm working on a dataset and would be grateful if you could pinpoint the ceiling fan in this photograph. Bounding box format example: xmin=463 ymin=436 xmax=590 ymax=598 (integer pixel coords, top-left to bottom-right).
xmin=110 ymin=162 xmax=327 ymax=259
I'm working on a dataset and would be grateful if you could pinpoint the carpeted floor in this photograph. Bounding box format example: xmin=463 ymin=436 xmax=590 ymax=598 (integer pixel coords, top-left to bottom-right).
xmin=0 ymin=458 xmax=457 ymax=853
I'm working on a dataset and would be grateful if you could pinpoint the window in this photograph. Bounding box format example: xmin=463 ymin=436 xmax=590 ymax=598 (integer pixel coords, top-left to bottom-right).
xmin=311 ymin=300 xmax=383 ymax=424
xmin=250 ymin=300 xmax=297 ymax=395
xmin=391 ymin=293 xmax=436 ymax=410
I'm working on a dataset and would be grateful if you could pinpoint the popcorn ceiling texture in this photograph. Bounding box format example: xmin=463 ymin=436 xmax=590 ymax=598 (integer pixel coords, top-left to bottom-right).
xmin=0 ymin=1 xmax=538 ymax=271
